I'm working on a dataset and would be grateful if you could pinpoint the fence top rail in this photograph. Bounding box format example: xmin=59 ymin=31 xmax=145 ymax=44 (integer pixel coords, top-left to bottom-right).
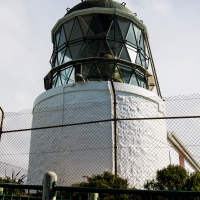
xmin=0 ymin=184 xmax=200 ymax=196
xmin=54 ymin=186 xmax=200 ymax=196
xmin=0 ymin=183 xmax=42 ymax=190
xmin=3 ymin=115 xmax=200 ymax=134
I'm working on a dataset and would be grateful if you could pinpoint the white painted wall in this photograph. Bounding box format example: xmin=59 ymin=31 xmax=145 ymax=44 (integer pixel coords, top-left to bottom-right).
xmin=114 ymin=83 xmax=169 ymax=188
xmin=185 ymin=159 xmax=196 ymax=172
xmin=28 ymin=81 xmax=170 ymax=188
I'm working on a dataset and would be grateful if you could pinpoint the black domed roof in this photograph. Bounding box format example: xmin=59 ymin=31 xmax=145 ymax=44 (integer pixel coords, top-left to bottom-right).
xmin=65 ymin=0 xmax=133 ymax=16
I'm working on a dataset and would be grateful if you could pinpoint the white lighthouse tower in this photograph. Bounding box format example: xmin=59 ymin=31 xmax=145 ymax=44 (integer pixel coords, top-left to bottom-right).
xmin=28 ymin=0 xmax=169 ymax=188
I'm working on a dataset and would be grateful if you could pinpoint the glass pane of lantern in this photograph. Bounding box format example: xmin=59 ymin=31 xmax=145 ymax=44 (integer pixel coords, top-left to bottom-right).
xmin=57 ymin=48 xmax=66 ymax=65
xmin=118 ymin=65 xmax=133 ymax=84
xmin=56 ymin=74 xmax=62 ymax=87
xmin=87 ymin=14 xmax=103 ymax=37
xmin=135 ymin=70 xmax=145 ymax=87
xmin=55 ymin=28 xmax=61 ymax=48
xmin=108 ymin=20 xmax=114 ymax=39
xmin=126 ymin=44 xmax=137 ymax=63
xmin=140 ymin=53 xmax=146 ymax=69
xmin=61 ymin=67 xmax=73 ymax=84
xmin=108 ymin=17 xmax=123 ymax=40
xmin=55 ymin=54 xmax=59 ymax=67
xmin=108 ymin=41 xmax=123 ymax=58
xmin=64 ymin=19 xmax=75 ymax=41
xmin=79 ymin=41 xmax=93 ymax=58
xmin=51 ymin=53 xmax=57 ymax=68
xmin=98 ymin=14 xmax=113 ymax=36
xmin=98 ymin=40 xmax=112 ymax=58
xmin=81 ymin=14 xmax=94 ymax=34
xmin=126 ymin=24 xmax=137 ymax=47
xmin=82 ymin=62 xmax=93 ymax=79
xmin=117 ymin=16 xmax=130 ymax=39
xmin=139 ymin=33 xmax=145 ymax=51
xmin=87 ymin=64 xmax=102 ymax=80
xmin=69 ymin=42 xmax=83 ymax=60
xmin=133 ymin=25 xmax=141 ymax=45
xmin=78 ymin=15 xmax=93 ymax=36
xmin=60 ymin=70 xmax=67 ymax=84
xmin=78 ymin=17 xmax=88 ymax=37
xmin=70 ymin=18 xmax=83 ymax=41
xmin=90 ymin=40 xmax=103 ymax=57
xmin=115 ymin=18 xmax=123 ymax=40
xmin=58 ymin=26 xmax=67 ymax=47
xmin=144 ymin=40 xmax=149 ymax=58
xmin=68 ymin=67 xmax=75 ymax=84
xmin=119 ymin=45 xmax=131 ymax=62
xmin=62 ymin=48 xmax=72 ymax=64
xmin=108 ymin=40 xmax=115 ymax=55
xmin=136 ymin=53 xmax=142 ymax=65
xmin=129 ymin=71 xmax=138 ymax=86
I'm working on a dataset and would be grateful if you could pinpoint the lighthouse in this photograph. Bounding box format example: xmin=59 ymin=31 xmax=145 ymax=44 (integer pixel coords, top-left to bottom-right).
xmin=28 ymin=0 xmax=169 ymax=188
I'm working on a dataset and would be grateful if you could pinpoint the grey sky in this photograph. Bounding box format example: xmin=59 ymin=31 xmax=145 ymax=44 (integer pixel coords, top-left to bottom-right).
xmin=1 ymin=0 xmax=200 ymax=112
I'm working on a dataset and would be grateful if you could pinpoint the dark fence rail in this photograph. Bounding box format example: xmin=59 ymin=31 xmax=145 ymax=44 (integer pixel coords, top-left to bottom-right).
xmin=0 ymin=183 xmax=200 ymax=200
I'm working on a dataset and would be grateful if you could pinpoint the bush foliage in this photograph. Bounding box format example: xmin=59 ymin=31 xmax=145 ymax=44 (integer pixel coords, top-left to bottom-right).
xmin=144 ymin=165 xmax=200 ymax=191
xmin=72 ymin=171 xmax=129 ymax=189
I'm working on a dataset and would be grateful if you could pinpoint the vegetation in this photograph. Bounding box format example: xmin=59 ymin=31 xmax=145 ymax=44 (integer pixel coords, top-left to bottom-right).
xmin=61 ymin=171 xmax=137 ymax=200
xmin=1 ymin=170 xmax=26 ymax=184
xmin=144 ymin=165 xmax=200 ymax=191
xmin=0 ymin=170 xmax=27 ymax=196
xmin=72 ymin=171 xmax=129 ymax=189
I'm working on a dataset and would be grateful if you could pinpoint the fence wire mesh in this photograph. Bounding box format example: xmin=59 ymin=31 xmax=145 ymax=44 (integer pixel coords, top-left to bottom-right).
xmin=0 ymin=94 xmax=200 ymax=189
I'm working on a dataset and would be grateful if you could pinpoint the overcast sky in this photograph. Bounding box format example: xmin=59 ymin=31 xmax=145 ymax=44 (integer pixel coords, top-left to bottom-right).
xmin=1 ymin=0 xmax=200 ymax=112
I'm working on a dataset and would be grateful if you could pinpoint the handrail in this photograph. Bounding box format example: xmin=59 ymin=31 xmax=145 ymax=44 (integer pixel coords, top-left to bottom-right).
xmin=54 ymin=186 xmax=200 ymax=196
xmin=0 ymin=183 xmax=42 ymax=190
xmin=0 ymin=184 xmax=200 ymax=197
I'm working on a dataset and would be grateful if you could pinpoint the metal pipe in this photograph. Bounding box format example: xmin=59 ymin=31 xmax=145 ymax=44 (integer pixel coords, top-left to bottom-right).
xmin=2 ymin=115 xmax=200 ymax=134
xmin=0 ymin=107 xmax=4 ymax=141
xmin=111 ymin=80 xmax=118 ymax=177
xmin=168 ymin=132 xmax=200 ymax=171
xmin=144 ymin=33 xmax=162 ymax=98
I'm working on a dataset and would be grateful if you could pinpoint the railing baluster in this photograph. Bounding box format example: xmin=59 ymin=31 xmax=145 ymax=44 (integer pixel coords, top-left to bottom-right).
xmin=28 ymin=189 xmax=30 ymax=200
xmin=11 ymin=187 xmax=13 ymax=200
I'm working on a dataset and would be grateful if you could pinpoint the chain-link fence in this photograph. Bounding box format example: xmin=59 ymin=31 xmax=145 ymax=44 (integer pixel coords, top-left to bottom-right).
xmin=0 ymin=94 xmax=200 ymax=189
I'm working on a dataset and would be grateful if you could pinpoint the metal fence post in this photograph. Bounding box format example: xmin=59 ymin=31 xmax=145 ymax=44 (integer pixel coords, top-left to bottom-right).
xmin=42 ymin=171 xmax=57 ymax=200
xmin=90 ymin=193 xmax=99 ymax=200
xmin=0 ymin=187 xmax=3 ymax=196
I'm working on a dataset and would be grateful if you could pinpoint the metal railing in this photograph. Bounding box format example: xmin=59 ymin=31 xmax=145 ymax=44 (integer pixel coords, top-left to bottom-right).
xmin=55 ymin=186 xmax=200 ymax=200
xmin=1 ymin=182 xmax=200 ymax=200
xmin=0 ymin=183 xmax=42 ymax=200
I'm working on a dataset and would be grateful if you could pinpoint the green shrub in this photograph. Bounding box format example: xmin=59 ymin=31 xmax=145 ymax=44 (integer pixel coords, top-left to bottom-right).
xmin=144 ymin=165 xmax=200 ymax=191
